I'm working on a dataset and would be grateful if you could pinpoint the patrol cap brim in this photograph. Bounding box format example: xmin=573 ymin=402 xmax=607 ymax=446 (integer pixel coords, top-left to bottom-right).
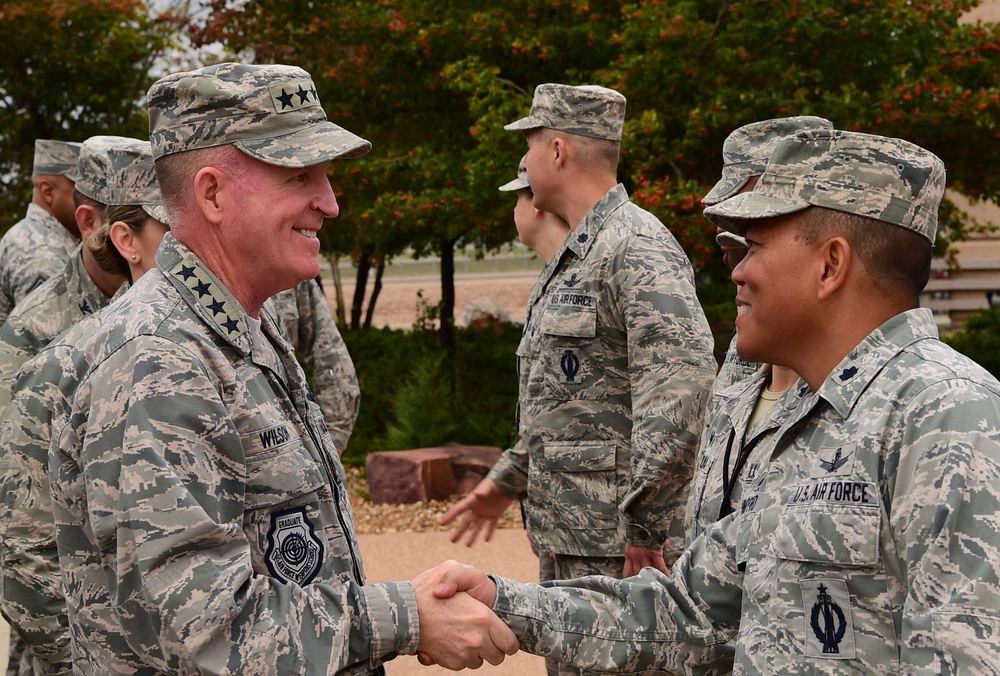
xmin=498 ymin=176 xmax=530 ymax=192
xmin=233 ymin=122 xmax=372 ymax=168
xmin=702 ymin=171 xmax=753 ymax=207
xmin=503 ymin=117 xmax=541 ymax=133
xmin=716 ymin=230 xmax=748 ymax=249
xmin=703 ymin=188 xmax=810 ymax=235
xmin=143 ymin=204 xmax=171 ymax=226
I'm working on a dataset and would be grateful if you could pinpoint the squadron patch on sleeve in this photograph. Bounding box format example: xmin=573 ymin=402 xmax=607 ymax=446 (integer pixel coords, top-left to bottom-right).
xmin=266 ymin=506 xmax=324 ymax=586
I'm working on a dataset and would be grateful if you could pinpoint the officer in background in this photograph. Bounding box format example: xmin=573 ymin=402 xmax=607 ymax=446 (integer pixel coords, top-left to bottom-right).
xmin=0 ymin=137 xmax=151 ymax=412
xmin=443 ymin=83 xmax=717 ymax=676
xmin=0 ymin=140 xmax=82 ymax=326
xmin=436 ymin=128 xmax=1000 ymax=673
xmin=0 ymin=136 xmax=167 ymax=675
xmin=265 ymin=278 xmax=360 ymax=453
xmin=686 ymin=116 xmax=833 ymax=543
xmin=47 ymin=62 xmax=516 ymax=674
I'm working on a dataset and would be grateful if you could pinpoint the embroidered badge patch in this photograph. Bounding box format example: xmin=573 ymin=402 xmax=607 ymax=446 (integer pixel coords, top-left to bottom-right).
xmin=548 ymin=292 xmax=595 ymax=309
xmin=786 ymin=480 xmax=878 ymax=508
xmin=816 ymin=443 xmax=857 ymax=476
xmin=801 ymin=579 xmax=856 ymax=659
xmin=559 ymin=348 xmax=581 ymax=383
xmin=269 ymin=80 xmax=321 ymax=113
xmin=266 ymin=506 xmax=324 ymax=586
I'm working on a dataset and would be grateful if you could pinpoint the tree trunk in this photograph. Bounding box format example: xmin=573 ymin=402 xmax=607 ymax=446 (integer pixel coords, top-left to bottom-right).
xmin=439 ymin=236 xmax=456 ymax=350
xmin=363 ymin=260 xmax=385 ymax=329
xmin=351 ymin=243 xmax=373 ymax=330
xmin=325 ymin=250 xmax=347 ymax=326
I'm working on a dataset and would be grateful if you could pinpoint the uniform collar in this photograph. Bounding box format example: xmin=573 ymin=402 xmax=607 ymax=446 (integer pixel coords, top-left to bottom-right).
xmin=815 ymin=308 xmax=939 ymax=419
xmin=155 ymin=233 xmax=252 ymax=355
xmin=64 ymin=246 xmax=111 ymax=317
xmin=565 ymin=183 xmax=629 ymax=259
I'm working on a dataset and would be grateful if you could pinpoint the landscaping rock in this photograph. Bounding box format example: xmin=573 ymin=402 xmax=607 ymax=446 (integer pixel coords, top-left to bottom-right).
xmin=365 ymin=444 xmax=502 ymax=505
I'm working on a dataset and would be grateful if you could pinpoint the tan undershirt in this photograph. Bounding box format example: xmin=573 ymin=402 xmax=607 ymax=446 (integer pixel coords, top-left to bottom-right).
xmin=748 ymin=386 xmax=786 ymax=429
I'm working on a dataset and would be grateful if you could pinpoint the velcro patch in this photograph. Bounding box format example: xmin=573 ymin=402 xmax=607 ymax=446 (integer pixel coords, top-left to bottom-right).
xmin=266 ymin=506 xmax=324 ymax=586
xmin=549 ymin=292 xmax=595 ymax=309
xmin=269 ymin=80 xmax=322 ymax=113
xmin=787 ymin=480 xmax=878 ymax=508
xmin=801 ymin=578 xmax=856 ymax=659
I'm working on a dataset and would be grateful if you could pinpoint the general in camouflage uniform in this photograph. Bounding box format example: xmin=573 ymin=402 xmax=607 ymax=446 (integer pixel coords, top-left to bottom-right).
xmin=451 ymin=129 xmax=1000 ymax=673
xmin=265 ymin=278 xmax=360 ymax=452
xmin=0 ymin=136 xmax=164 ymax=675
xmin=0 ymin=140 xmax=82 ymax=326
xmin=46 ymin=62 xmax=515 ymax=674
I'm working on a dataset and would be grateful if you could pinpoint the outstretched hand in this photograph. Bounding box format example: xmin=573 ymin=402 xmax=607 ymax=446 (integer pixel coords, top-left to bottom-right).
xmin=412 ymin=561 xmax=515 ymax=670
xmin=624 ymin=544 xmax=670 ymax=577
xmin=440 ymin=478 xmax=512 ymax=547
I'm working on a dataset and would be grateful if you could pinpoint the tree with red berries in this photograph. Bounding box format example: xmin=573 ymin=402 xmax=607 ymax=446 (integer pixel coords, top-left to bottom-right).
xmin=194 ymin=0 xmax=1000 ymax=338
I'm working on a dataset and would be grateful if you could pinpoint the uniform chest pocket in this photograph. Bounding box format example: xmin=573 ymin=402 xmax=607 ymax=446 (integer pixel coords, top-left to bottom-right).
xmin=537 ymin=305 xmax=606 ymax=400
xmin=243 ymin=422 xmax=327 ymax=510
xmin=773 ymin=481 xmax=882 ymax=566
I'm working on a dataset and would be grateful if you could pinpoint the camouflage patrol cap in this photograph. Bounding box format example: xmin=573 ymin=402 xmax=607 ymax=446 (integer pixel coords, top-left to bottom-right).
xmin=32 ymin=139 xmax=82 ymax=181
xmin=704 ymin=129 xmax=946 ymax=243
xmin=147 ymin=62 xmax=371 ymax=167
xmin=498 ymin=154 xmax=530 ymax=192
xmin=504 ymin=84 xmax=626 ymax=141
xmin=702 ymin=116 xmax=833 ymax=206
xmin=102 ymin=138 xmax=169 ymax=225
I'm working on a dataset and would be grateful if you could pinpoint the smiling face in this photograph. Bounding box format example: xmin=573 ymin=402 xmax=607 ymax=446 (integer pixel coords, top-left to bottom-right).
xmin=732 ymin=212 xmax=821 ymax=367
xmin=224 ymin=157 xmax=338 ymax=298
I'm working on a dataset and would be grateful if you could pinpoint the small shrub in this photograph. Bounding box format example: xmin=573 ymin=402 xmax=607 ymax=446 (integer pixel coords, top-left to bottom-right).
xmin=943 ymin=308 xmax=1000 ymax=378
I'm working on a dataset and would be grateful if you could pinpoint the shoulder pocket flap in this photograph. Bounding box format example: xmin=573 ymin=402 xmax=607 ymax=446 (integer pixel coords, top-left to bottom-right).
xmin=539 ymin=305 xmax=597 ymax=338
xmin=774 ymin=505 xmax=880 ymax=566
xmin=541 ymin=441 xmax=616 ymax=472
xmin=245 ymin=442 xmax=326 ymax=509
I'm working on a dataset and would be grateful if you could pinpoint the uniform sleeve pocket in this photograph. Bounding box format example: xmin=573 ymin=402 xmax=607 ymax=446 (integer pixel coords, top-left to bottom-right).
xmin=541 ymin=440 xmax=616 ymax=472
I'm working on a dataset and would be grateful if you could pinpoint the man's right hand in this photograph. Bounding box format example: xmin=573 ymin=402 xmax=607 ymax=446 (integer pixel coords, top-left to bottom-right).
xmin=412 ymin=561 xmax=514 ymax=669
xmin=440 ymin=478 xmax=512 ymax=547
xmin=431 ymin=563 xmax=499 ymax=609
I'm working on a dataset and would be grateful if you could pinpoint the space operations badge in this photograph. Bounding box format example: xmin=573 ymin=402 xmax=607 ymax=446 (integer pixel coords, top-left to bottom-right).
xmin=801 ymin=578 xmax=856 ymax=659
xmin=266 ymin=506 xmax=324 ymax=586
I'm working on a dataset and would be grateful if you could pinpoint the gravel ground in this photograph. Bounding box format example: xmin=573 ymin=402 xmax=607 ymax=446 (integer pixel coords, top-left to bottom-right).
xmin=336 ymin=274 xmax=532 ymax=535
xmin=345 ymin=464 xmax=525 ymax=535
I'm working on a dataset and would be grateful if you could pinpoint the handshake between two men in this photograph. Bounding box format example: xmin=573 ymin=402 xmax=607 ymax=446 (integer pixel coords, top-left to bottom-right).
xmin=412 ymin=561 xmax=510 ymax=670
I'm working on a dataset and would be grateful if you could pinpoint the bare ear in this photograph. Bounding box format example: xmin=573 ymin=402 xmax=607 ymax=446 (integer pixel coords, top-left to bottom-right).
xmin=193 ymin=167 xmax=225 ymax=225
xmin=109 ymin=220 xmax=137 ymax=261
xmin=36 ymin=178 xmax=56 ymax=206
xmin=75 ymin=204 xmax=99 ymax=239
xmin=551 ymin=136 xmax=567 ymax=168
xmin=816 ymin=235 xmax=852 ymax=301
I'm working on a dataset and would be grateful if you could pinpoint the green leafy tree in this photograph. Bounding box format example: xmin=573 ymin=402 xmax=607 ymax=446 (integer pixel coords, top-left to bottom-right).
xmin=196 ymin=0 xmax=1000 ymax=343
xmin=0 ymin=0 xmax=184 ymax=229
xmin=195 ymin=0 xmax=625 ymax=344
